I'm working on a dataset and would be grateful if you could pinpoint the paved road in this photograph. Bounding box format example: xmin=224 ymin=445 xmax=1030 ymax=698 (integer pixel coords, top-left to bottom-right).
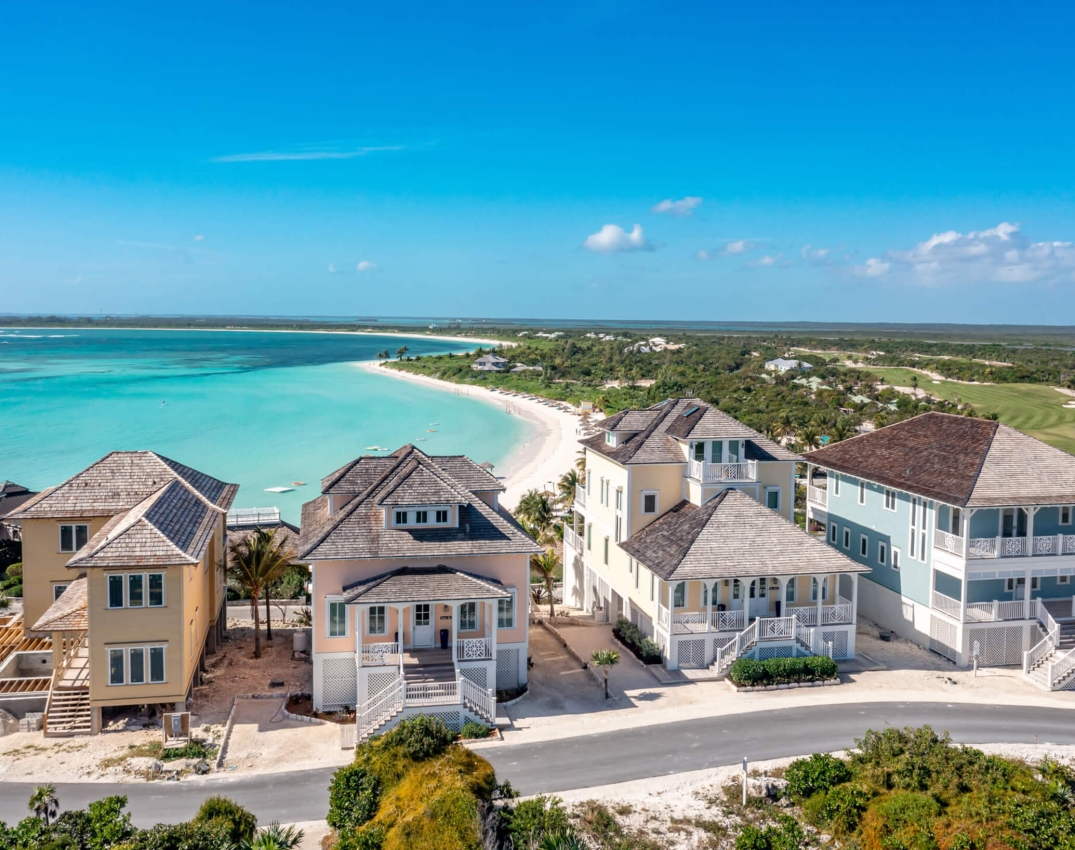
xmin=1 ymin=701 xmax=1072 ymax=827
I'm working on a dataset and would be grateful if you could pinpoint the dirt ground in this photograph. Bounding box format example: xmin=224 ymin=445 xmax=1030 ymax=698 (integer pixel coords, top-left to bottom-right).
xmin=0 ymin=622 xmax=314 ymax=782
xmin=220 ymin=696 xmax=349 ymax=775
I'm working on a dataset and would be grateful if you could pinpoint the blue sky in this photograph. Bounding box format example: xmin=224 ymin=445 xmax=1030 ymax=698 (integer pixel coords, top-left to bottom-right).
xmin=2 ymin=1 xmax=1074 ymax=324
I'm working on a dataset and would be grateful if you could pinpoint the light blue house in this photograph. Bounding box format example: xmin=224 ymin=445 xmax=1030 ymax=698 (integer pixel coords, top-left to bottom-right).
xmin=805 ymin=412 xmax=1075 ymax=690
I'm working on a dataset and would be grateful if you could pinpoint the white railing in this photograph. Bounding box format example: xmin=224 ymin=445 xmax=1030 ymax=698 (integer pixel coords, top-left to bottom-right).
xmin=672 ymin=612 xmax=709 ymax=633
xmin=358 ymin=680 xmax=404 ymax=740
xmin=360 ymin=642 xmax=399 ymax=666
xmin=460 ymin=676 xmax=495 ymax=722
xmin=713 ymin=619 xmax=759 ymax=675
xmin=456 ymin=637 xmax=492 ymax=661
xmin=759 ymin=616 xmax=795 ymax=640
xmin=794 ymin=626 xmax=834 ymax=659
xmin=966 ymin=601 xmax=1025 ymax=622
xmin=822 ymin=602 xmax=853 ymax=625
xmin=968 ymin=537 xmax=998 ymax=559
xmin=931 ymin=591 xmax=963 ymax=620
xmin=226 ymin=506 xmax=282 ymax=527
xmin=563 ymin=526 xmax=582 ymax=551
xmin=933 ymin=528 xmax=966 ymax=558
xmin=1066 ymin=537 xmax=1075 ymax=556
xmin=575 ymin=485 xmax=587 ymax=508
xmin=1036 ymin=598 xmax=1059 ymax=637
xmin=404 ymin=680 xmax=459 ymax=707
xmin=789 ymin=606 xmax=817 ymax=626
xmin=1024 ymin=630 xmax=1058 ymax=675
xmin=657 ymin=605 xmax=670 ymax=629
xmin=807 ymin=485 xmax=828 ymax=507
xmin=688 ymin=459 xmax=758 ymax=483
xmin=1048 ymin=647 xmax=1075 ymax=689
xmin=712 ymin=609 xmax=745 ymax=632
xmin=1033 ymin=535 xmax=1057 ymax=556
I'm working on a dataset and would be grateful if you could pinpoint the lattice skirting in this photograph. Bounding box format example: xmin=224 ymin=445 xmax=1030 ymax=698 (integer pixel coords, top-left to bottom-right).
xmin=362 ymin=669 xmax=400 ymax=703
xmin=320 ymin=656 xmax=358 ymax=709
xmin=929 ymin=615 xmax=960 ymax=663
xmin=676 ymin=638 xmax=706 ymax=669
xmin=821 ymin=630 xmax=850 ymax=660
xmin=497 ymin=647 xmax=521 ymax=690
xmin=756 ymin=645 xmax=796 ymax=661
xmin=381 ymin=708 xmax=463 ymax=734
xmin=966 ymin=625 xmax=1025 ymax=667
xmin=459 ymin=666 xmax=488 ymax=690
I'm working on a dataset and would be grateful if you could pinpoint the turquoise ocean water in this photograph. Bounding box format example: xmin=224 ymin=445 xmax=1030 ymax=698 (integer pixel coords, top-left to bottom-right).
xmin=0 ymin=329 xmax=530 ymax=523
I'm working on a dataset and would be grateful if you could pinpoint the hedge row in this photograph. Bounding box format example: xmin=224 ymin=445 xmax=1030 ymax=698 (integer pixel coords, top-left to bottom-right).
xmin=729 ymin=655 xmax=837 ymax=687
xmin=612 ymin=616 xmax=662 ymax=664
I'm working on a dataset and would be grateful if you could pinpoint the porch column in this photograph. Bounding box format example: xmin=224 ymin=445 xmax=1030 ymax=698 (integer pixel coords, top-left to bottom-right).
xmin=1027 ymin=507 xmax=1037 ymax=557
xmin=959 ymin=560 xmax=969 ymax=625
xmin=1023 ymin=566 xmax=1033 ymax=620
xmin=851 ymin=574 xmax=859 ymax=623
xmin=706 ymin=581 xmax=713 ymax=632
xmin=777 ymin=577 xmax=788 ymax=618
xmin=356 ymin=605 xmax=364 ymax=668
xmin=815 ymin=576 xmax=823 ymax=623
xmin=489 ymin=600 xmax=498 ymax=660
xmin=394 ymin=605 xmax=405 ymax=681
xmin=450 ymin=602 xmax=459 ymax=662
xmin=964 ymin=508 xmax=974 ymax=556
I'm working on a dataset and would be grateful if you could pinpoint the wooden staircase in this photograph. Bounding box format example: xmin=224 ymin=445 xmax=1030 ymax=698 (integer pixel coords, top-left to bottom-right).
xmin=44 ymin=632 xmax=92 ymax=737
xmin=1025 ymin=623 xmax=1075 ymax=691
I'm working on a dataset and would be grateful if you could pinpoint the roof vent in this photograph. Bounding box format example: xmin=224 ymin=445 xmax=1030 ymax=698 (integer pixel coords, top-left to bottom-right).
xmin=683 ymin=406 xmax=699 ymax=418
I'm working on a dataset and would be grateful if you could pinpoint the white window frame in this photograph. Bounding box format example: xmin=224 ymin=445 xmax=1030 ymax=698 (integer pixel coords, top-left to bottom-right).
xmin=1062 ymin=506 xmax=1073 ymax=526
xmin=107 ymin=574 xmax=125 ymax=609
xmin=458 ymin=601 xmax=477 ymax=632
xmin=634 ymin=560 xmax=640 ymax=590
xmin=52 ymin=584 xmax=68 ymax=602
xmin=843 ymin=528 xmax=851 ymax=549
xmin=326 ymin=598 xmax=348 ymax=638
xmin=672 ymin=581 xmax=686 ymax=609
xmin=367 ymin=605 xmax=387 ymax=636
xmin=1059 ymin=575 xmax=1071 ymax=585
xmin=59 ymin=523 xmax=89 ymax=553
xmin=878 ymin=541 xmax=887 ymax=566
xmin=860 ymin=534 xmax=868 ymax=557
xmin=615 ymin=515 xmax=622 ymax=543
xmin=829 ymin=523 xmax=838 ymax=544
xmin=128 ymin=573 xmax=145 ymax=608
xmin=394 ymin=510 xmax=407 ymax=525
xmin=892 ymin=547 xmax=901 ymax=571
xmin=858 ymin=481 xmax=866 ymax=506
xmin=415 ymin=510 xmax=428 ymax=524
xmin=641 ymin=491 xmax=659 ymax=515
xmin=149 ymin=646 xmax=166 ymax=684
xmin=785 ymin=579 xmax=796 ymax=603
xmin=833 ymin=475 xmax=841 ymax=497
xmin=128 ymin=646 xmax=146 ymax=685
xmin=105 ymin=644 xmax=165 ymax=686
xmin=765 ymin=487 xmax=781 ymax=512
xmin=1032 ymin=576 xmax=1040 ymax=591
xmin=615 ymin=487 xmax=623 ymax=511
xmin=498 ymin=589 xmax=517 ymax=630
xmin=603 ymin=536 xmax=609 ymax=566
xmin=884 ymin=489 xmax=897 ymax=512
xmin=147 ymin=573 xmax=165 ymax=607
xmin=108 ymin=648 xmax=125 ymax=686
xmin=435 ymin=509 xmax=449 ymax=524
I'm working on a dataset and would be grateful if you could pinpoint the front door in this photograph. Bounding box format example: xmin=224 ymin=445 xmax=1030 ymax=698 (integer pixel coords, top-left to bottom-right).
xmin=412 ymin=604 xmax=434 ymax=647
xmin=749 ymin=579 xmax=768 ymax=620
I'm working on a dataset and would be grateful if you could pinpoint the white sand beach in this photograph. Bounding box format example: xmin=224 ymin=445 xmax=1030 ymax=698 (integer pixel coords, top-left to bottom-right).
xmin=358 ymin=361 xmax=586 ymax=510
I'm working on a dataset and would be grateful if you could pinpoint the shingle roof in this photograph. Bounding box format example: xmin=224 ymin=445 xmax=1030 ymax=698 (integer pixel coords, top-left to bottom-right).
xmin=342 ymin=565 xmax=510 ymax=604
xmin=8 ymin=452 xmax=237 ymax=519
xmin=376 ymin=460 xmax=473 ymax=507
xmin=29 ymin=577 xmax=88 ymax=633
xmin=66 ymin=480 xmax=221 ymax=568
xmin=298 ymin=445 xmax=540 ymax=561
xmin=805 ymin=412 xmax=1075 ymax=508
xmin=428 ymin=456 xmax=504 ymax=492
xmin=320 ymin=448 xmax=505 ymax=495
xmin=583 ymin=398 xmax=800 ymax=465
xmin=0 ymin=482 xmax=37 ymax=520
xmin=619 ymin=489 xmax=868 ymax=581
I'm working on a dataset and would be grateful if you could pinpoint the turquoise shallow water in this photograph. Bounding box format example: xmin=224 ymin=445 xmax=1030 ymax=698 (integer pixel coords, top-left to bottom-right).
xmin=0 ymin=329 xmax=530 ymax=523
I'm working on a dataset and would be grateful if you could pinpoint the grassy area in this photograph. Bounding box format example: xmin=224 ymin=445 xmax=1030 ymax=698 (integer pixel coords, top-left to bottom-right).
xmin=858 ymin=366 xmax=1075 ymax=454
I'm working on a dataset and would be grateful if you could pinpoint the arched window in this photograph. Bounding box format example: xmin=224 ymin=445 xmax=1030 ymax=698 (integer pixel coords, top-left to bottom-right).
xmin=811 ymin=578 xmax=828 ymax=602
xmin=702 ymin=583 xmax=708 ymax=607
xmin=732 ymin=579 xmax=741 ymax=600
xmin=786 ymin=579 xmax=797 ymax=603
xmin=673 ymin=581 xmax=686 ymax=608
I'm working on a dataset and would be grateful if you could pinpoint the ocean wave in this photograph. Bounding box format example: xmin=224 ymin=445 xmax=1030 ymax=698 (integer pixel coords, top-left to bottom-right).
xmin=0 ymin=334 xmax=44 ymax=338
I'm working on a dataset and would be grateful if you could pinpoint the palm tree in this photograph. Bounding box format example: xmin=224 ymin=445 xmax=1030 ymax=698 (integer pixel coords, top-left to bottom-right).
xmin=539 ymin=832 xmax=588 ymax=850
xmin=910 ymin=374 xmax=919 ymax=393
xmin=575 ymin=450 xmax=586 ymax=475
xmin=531 ymin=549 xmax=560 ymax=619
xmin=377 ymin=349 xmax=390 ymax=361
xmin=557 ymin=470 xmax=580 ymax=508
xmin=515 ymin=489 xmax=556 ymax=543
xmin=240 ymin=822 xmax=305 ymax=850
xmin=591 ymin=649 xmax=619 ymax=700
xmin=799 ymin=427 xmax=820 ymax=451
xmin=873 ymin=412 xmax=888 ymax=429
xmin=775 ymin=411 xmax=795 ymax=442
xmin=396 ymin=345 xmax=409 ymax=360
xmin=29 ymin=784 xmax=59 ymax=826
xmin=830 ymin=418 xmax=853 ymax=443
xmin=228 ymin=528 xmax=296 ymax=658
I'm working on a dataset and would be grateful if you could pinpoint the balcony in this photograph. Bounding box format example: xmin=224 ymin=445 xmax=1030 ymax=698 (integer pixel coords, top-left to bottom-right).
xmin=563 ymin=526 xmax=582 ymax=552
xmin=688 ymin=459 xmax=758 ymax=484
xmin=934 ymin=528 xmax=1075 ymax=560
xmin=574 ymin=484 xmax=587 ymax=508
xmin=931 ymin=591 xmax=1069 ymax=625
xmin=807 ymin=486 xmax=828 ymax=507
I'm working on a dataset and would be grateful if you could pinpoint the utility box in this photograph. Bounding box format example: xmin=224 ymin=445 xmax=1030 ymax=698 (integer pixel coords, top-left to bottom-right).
xmin=162 ymin=711 xmax=191 ymax=748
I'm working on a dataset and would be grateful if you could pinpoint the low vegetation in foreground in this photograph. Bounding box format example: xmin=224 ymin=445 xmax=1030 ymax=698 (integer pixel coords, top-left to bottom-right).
xmin=728 ymin=656 xmax=838 ymax=688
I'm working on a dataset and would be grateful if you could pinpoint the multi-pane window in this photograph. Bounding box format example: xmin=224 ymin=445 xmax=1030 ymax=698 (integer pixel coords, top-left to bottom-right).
xmin=107 ymin=572 xmax=165 ymax=608
xmin=498 ymin=591 xmax=515 ymax=629
xmin=53 ymin=584 xmax=68 ymax=601
xmin=860 ymin=534 xmax=868 ymax=557
xmin=368 ymin=605 xmax=387 ymax=636
xmin=327 ymin=600 xmax=347 ymax=637
xmin=673 ymin=582 xmax=686 ymax=608
xmin=128 ymin=574 xmax=144 ymax=608
xmin=785 ymin=580 xmax=796 ymax=603
xmin=878 ymin=541 xmax=888 ymax=565
xmin=109 ymin=648 xmax=125 ymax=685
xmin=59 ymin=524 xmax=89 ymax=553
xmin=110 ymin=646 xmax=167 ymax=686
xmin=108 ymin=575 xmax=125 ymax=609
xmin=884 ymin=489 xmax=897 ymax=511
xmin=459 ymin=601 xmax=477 ymax=631
xmin=909 ymin=498 xmax=919 ymax=559
xmin=129 ymin=647 xmax=146 ymax=684
xmin=615 ymin=488 xmax=623 ymax=511
xmin=149 ymin=573 xmax=164 ymax=607
xmin=149 ymin=647 xmax=165 ymax=683
xmin=642 ymin=492 xmax=658 ymax=515
xmin=395 ymin=510 xmax=407 ymax=524
xmin=415 ymin=510 xmax=428 ymax=524
xmin=732 ymin=579 xmax=741 ymax=600
xmin=909 ymin=497 xmax=927 ymax=561
xmin=436 ymin=509 xmax=449 ymax=523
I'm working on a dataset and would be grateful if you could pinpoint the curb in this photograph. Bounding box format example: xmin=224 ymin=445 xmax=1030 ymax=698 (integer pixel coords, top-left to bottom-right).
xmin=214 ymin=692 xmax=292 ymax=769
xmin=727 ymin=678 xmax=841 ymax=693
xmin=278 ymin=692 xmax=330 ymax=725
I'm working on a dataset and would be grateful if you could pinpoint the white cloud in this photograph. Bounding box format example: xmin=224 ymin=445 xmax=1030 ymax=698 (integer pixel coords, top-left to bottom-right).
xmin=853 ymin=258 xmax=891 ymax=277
xmin=800 ymin=244 xmax=828 ymax=261
xmin=328 ymin=263 xmax=337 ymax=273
xmin=723 ymin=239 xmax=754 ymax=255
xmin=356 ymin=261 xmax=377 ymax=272
xmin=193 ymin=234 xmax=204 ymax=242
xmin=584 ymin=224 xmax=654 ymax=253
xmin=860 ymin=222 xmax=1075 ymax=286
xmin=696 ymin=250 xmax=711 ymax=261
xmin=651 ymin=196 xmax=702 ymax=216
xmin=213 ymin=145 xmax=404 ymax=163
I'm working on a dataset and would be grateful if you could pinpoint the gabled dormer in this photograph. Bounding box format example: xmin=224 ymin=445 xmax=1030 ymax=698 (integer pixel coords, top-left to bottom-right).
xmin=375 ymin=457 xmax=473 ymax=531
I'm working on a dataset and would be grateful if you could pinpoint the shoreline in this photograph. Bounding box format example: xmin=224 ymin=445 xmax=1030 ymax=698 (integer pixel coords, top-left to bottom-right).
xmin=358 ymin=361 xmax=582 ymax=509
xmin=10 ymin=325 xmax=516 ymax=348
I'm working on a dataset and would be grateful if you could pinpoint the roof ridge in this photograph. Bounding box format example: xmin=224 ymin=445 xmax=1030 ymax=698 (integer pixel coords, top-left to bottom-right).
xmin=70 ymin=483 xmax=196 ymax=566
xmin=965 ymin=418 xmax=1002 ymax=497
xmin=151 ymin=452 xmax=228 ymax=512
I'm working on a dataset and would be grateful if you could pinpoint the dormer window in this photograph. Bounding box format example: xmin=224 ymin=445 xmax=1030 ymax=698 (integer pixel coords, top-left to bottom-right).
xmin=415 ymin=510 xmax=428 ymax=524
xmin=391 ymin=507 xmax=454 ymax=527
xmin=436 ymin=509 xmax=449 ymax=523
xmin=394 ymin=510 xmax=407 ymax=525
xmin=605 ymin=431 xmax=616 ymax=446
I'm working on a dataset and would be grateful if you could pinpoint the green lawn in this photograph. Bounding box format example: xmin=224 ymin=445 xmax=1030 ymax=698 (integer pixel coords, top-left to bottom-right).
xmin=859 ymin=366 xmax=1075 ymax=455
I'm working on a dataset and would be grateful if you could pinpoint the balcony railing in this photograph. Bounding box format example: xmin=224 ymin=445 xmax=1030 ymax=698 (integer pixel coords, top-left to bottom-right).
xmin=456 ymin=637 xmax=492 ymax=661
xmin=574 ymin=485 xmax=587 ymax=508
xmin=808 ymin=486 xmax=828 ymax=507
xmin=936 ymin=532 xmax=1075 ymax=560
xmin=688 ymin=459 xmax=758 ymax=484
xmin=965 ymin=600 xmax=1026 ymax=622
xmin=931 ymin=590 xmax=963 ymax=619
xmin=360 ymin=642 xmax=399 ymax=666
xmin=563 ymin=526 xmax=582 ymax=551
xmin=671 ymin=609 xmax=745 ymax=634
xmin=788 ymin=598 xmax=853 ymax=626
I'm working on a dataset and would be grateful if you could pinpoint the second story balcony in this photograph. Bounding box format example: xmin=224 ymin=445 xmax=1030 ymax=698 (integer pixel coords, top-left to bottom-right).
xmin=688 ymin=459 xmax=758 ymax=484
xmin=807 ymin=485 xmax=827 ymax=507
xmin=934 ymin=528 xmax=1075 ymax=560
xmin=574 ymin=484 xmax=586 ymax=508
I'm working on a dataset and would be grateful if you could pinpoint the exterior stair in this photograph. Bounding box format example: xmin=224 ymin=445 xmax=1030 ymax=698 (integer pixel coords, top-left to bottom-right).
xmin=1024 ymin=623 xmax=1075 ymax=691
xmin=44 ymin=687 xmax=92 ymax=736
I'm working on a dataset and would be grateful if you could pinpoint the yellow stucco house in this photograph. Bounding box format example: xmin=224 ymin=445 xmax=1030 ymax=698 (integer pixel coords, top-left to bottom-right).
xmin=8 ymin=452 xmax=237 ymax=735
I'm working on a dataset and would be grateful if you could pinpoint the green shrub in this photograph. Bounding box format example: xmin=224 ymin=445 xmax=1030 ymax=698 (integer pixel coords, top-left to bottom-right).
xmin=860 ymin=791 xmax=940 ymax=850
xmin=191 ymin=796 xmax=255 ymax=845
xmin=612 ymin=616 xmax=663 ymax=664
xmin=335 ymin=825 xmax=385 ymax=850
xmin=504 ymin=796 xmax=571 ymax=848
xmin=734 ymin=814 xmax=805 ymax=850
xmin=785 ymin=753 xmax=852 ymax=801
xmin=729 ymin=655 xmax=837 ymax=687
xmin=328 ymin=764 xmax=382 ymax=832
xmin=380 ymin=715 xmax=455 ymax=761
xmin=459 ymin=721 xmax=490 ymax=740
xmin=159 ymin=742 xmax=214 ymax=763
xmin=4 ymin=563 xmax=21 ymax=580
xmin=130 ymin=820 xmax=233 ymax=850
xmin=802 ymin=784 xmax=871 ymax=836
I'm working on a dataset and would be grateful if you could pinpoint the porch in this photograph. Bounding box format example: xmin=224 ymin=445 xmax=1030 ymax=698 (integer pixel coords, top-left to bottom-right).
xmin=933 ymin=504 xmax=1075 ymax=561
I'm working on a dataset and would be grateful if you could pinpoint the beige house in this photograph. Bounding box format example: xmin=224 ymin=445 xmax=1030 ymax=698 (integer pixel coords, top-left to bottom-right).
xmin=298 ymin=445 xmax=540 ymax=742
xmin=6 ymin=452 xmax=236 ymax=735
xmin=565 ymin=398 xmax=867 ymax=672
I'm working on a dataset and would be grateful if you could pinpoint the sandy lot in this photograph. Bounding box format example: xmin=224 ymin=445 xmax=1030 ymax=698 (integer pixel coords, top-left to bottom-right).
xmin=221 ymin=696 xmax=349 ymax=775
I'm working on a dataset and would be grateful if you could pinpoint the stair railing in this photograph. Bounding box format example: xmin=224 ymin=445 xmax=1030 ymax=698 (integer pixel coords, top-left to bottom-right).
xmin=459 ymin=675 xmax=495 ymax=722
xmin=51 ymin=631 xmax=89 ymax=690
xmin=1024 ymin=626 xmax=1058 ymax=674
xmin=1048 ymin=645 xmax=1075 ymax=689
xmin=713 ymin=619 xmax=759 ymax=674
xmin=357 ymin=680 xmax=404 ymax=741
